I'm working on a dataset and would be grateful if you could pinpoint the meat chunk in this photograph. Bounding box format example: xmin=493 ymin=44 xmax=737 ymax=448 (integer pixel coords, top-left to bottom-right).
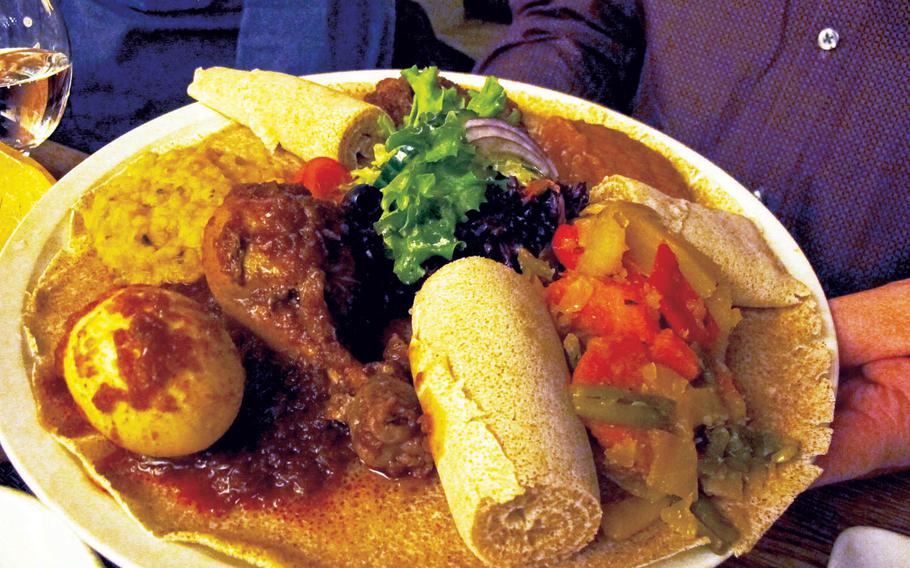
xmin=201 ymin=182 xmax=367 ymax=392
xmin=348 ymin=374 xmax=433 ymax=478
xmin=202 ymin=182 xmax=433 ymax=478
xmin=363 ymin=76 xmax=472 ymax=127
xmin=364 ymin=77 xmax=414 ymax=126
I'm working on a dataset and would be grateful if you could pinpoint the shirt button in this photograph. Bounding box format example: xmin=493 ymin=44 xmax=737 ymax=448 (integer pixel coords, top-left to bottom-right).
xmin=818 ymin=27 xmax=840 ymax=51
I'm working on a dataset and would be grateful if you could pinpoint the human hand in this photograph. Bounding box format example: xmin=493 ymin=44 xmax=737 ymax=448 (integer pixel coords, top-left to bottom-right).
xmin=814 ymin=279 xmax=910 ymax=486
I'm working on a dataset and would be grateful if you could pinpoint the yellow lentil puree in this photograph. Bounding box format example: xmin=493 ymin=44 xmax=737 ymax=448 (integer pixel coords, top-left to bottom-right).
xmin=81 ymin=124 xmax=302 ymax=284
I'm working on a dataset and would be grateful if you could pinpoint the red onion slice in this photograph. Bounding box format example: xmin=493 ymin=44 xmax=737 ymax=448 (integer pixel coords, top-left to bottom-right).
xmin=465 ymin=118 xmax=557 ymax=178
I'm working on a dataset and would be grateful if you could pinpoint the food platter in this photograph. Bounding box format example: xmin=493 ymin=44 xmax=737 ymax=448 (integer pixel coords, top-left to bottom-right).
xmin=0 ymin=70 xmax=838 ymax=568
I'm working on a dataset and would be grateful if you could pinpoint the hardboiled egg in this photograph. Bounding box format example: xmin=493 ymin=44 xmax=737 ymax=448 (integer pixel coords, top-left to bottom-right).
xmin=62 ymin=285 xmax=244 ymax=457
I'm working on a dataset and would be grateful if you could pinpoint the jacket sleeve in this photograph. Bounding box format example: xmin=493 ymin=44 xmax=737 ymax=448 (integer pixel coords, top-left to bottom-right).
xmin=473 ymin=0 xmax=646 ymax=113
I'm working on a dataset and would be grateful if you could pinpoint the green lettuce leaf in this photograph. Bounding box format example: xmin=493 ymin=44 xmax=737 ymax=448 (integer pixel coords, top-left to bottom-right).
xmin=401 ymin=66 xmax=463 ymax=127
xmin=375 ymin=110 xmax=486 ymax=284
xmin=467 ymin=75 xmax=508 ymax=117
xmin=375 ymin=67 xmax=520 ymax=283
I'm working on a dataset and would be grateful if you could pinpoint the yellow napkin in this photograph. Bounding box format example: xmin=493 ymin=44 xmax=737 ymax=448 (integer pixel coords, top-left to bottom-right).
xmin=0 ymin=142 xmax=54 ymax=248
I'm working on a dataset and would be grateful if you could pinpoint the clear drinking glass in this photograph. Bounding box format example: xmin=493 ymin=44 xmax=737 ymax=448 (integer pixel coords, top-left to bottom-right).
xmin=0 ymin=0 xmax=72 ymax=153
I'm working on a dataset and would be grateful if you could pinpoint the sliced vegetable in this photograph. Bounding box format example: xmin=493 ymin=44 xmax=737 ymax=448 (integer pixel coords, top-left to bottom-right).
xmin=548 ymin=273 xmax=594 ymax=319
xmin=660 ymin=498 xmax=699 ymax=538
xmin=401 ymin=66 xmax=463 ymax=127
xmin=682 ymin=387 xmax=730 ymax=429
xmin=466 ymin=76 xmax=508 ymax=117
xmin=464 ymin=118 xmax=537 ymax=149
xmin=374 ymin=145 xmax=417 ymax=189
xmin=649 ymin=328 xmax=700 ymax=380
xmin=646 ymin=430 xmax=698 ymax=500
xmin=552 ymin=224 xmax=582 ymax=269
xmin=464 ymin=117 xmax=556 ymax=178
xmin=691 ymin=495 xmax=741 ymax=554
xmin=570 ymin=384 xmax=674 ymax=429
xmin=293 ymin=156 xmax=352 ymax=202
xmin=373 ymin=67 xmax=545 ymax=283
xmin=490 ymin=156 xmax=543 ymax=185
xmin=562 ymin=333 xmax=582 ymax=370
xmin=608 ymin=201 xmax=721 ymax=299
xmin=602 ymin=495 xmax=675 ymax=540
xmin=374 ymin=112 xmax=485 ymax=284
xmin=701 ymin=465 xmax=745 ymax=500
xmin=713 ymin=366 xmax=747 ymax=422
xmin=572 ymin=335 xmax=650 ymax=389
xmin=598 ymin=427 xmax=646 ymax=471
xmin=575 ymin=215 xmax=627 ymax=279
xmin=704 ymin=282 xmax=742 ymax=357
xmin=697 ymin=424 xmax=800 ymax=499
xmin=522 ymin=178 xmax=560 ymax=199
xmin=649 ymin=243 xmax=718 ymax=348
xmin=571 ymin=278 xmax=659 ymax=344
xmin=516 ymin=247 xmax=555 ymax=283
xmin=641 ymin=363 xmax=690 ymax=401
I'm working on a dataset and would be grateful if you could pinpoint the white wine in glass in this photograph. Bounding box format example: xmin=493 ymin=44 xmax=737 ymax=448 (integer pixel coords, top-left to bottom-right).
xmin=0 ymin=0 xmax=72 ymax=153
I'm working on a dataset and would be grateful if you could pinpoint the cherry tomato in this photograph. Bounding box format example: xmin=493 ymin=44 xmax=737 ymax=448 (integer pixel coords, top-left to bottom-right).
xmin=292 ymin=157 xmax=351 ymax=203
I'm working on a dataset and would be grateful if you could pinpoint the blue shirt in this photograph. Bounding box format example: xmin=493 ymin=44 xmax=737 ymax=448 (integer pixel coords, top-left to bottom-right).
xmin=477 ymin=0 xmax=910 ymax=297
xmin=56 ymin=0 xmax=395 ymax=151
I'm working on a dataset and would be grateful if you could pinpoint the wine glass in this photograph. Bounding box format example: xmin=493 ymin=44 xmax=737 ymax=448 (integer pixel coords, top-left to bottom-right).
xmin=0 ymin=0 xmax=72 ymax=154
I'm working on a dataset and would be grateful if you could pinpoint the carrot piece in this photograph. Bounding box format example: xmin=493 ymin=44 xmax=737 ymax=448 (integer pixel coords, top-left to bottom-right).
xmin=573 ymin=336 xmax=650 ymax=389
xmin=649 ymin=329 xmax=700 ymax=380
xmin=574 ymin=279 xmax=659 ymax=343
xmin=589 ymin=423 xmax=652 ymax=472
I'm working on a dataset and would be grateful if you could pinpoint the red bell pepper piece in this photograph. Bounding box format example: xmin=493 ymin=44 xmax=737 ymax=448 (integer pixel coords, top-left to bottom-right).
xmin=648 ymin=243 xmax=717 ymax=348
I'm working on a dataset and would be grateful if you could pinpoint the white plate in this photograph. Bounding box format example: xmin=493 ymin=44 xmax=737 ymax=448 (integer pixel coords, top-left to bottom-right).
xmin=0 ymin=486 xmax=102 ymax=568
xmin=0 ymin=70 xmax=838 ymax=568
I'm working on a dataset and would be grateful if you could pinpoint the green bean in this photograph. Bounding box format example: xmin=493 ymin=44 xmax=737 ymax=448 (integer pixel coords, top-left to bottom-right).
xmin=570 ymin=385 xmax=673 ymax=429
xmin=691 ymin=495 xmax=741 ymax=554
xmin=570 ymin=383 xmax=673 ymax=408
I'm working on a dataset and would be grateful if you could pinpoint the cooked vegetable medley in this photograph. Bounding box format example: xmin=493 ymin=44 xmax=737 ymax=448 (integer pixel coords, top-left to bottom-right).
xmin=545 ymin=202 xmax=799 ymax=553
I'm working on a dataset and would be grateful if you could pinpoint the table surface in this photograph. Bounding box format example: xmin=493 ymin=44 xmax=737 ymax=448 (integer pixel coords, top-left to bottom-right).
xmin=3 ymin=144 xmax=908 ymax=568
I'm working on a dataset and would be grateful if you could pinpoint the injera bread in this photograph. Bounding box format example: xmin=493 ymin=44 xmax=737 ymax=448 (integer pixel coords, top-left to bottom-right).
xmin=410 ymin=257 xmax=601 ymax=566
xmin=188 ymin=67 xmax=389 ymax=169
xmin=589 ymin=175 xmax=809 ymax=308
xmin=20 ymin=73 xmax=836 ymax=568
